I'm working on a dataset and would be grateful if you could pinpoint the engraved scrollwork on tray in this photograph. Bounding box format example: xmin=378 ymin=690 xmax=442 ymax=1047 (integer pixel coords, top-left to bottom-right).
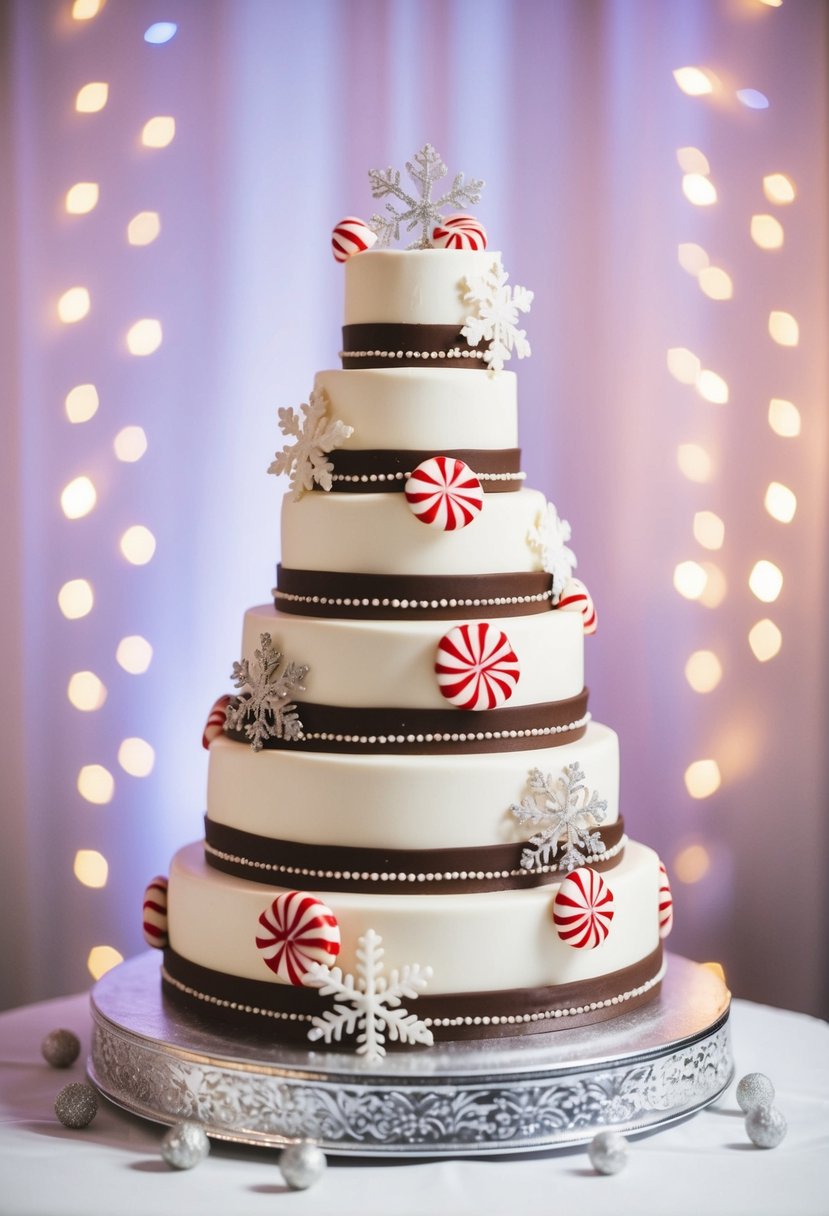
xmin=91 ymin=1018 xmax=732 ymax=1151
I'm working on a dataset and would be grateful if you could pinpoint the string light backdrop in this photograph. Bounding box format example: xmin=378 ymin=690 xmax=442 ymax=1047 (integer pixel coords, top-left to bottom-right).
xmin=1 ymin=0 xmax=826 ymax=1018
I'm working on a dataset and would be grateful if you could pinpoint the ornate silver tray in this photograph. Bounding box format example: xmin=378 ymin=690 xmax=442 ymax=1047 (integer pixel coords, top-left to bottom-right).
xmin=88 ymin=951 xmax=733 ymax=1156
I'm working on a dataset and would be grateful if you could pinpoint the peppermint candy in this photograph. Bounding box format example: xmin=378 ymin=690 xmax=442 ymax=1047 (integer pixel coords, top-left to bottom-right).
xmin=435 ymin=622 xmax=520 ymax=711
xmin=431 ymin=213 xmax=488 ymax=251
xmin=142 ymin=876 xmax=169 ymax=949
xmin=202 ymin=695 xmax=231 ymax=749
xmin=404 ymin=456 xmax=484 ymax=531
xmin=658 ymin=861 xmax=674 ymax=939
xmin=553 ymin=867 xmax=615 ymax=949
xmin=558 ymin=578 xmax=597 ymax=635
xmin=256 ymin=891 xmax=341 ymax=986
xmin=331 ymin=216 xmax=377 ymax=263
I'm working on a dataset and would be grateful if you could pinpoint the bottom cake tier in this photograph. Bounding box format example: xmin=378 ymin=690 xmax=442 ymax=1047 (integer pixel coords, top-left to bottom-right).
xmin=163 ymin=841 xmax=666 ymax=1044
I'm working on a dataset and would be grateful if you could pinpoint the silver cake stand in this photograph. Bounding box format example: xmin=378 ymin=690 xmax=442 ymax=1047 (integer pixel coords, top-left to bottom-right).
xmin=88 ymin=952 xmax=733 ymax=1157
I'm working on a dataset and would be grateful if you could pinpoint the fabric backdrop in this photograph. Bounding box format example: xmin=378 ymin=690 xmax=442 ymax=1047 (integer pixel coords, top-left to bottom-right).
xmin=1 ymin=0 xmax=827 ymax=1018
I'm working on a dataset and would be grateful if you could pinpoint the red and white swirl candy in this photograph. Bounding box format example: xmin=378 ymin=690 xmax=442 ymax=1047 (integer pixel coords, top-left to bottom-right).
xmin=435 ymin=622 xmax=520 ymax=711
xmin=255 ymin=890 xmax=341 ymax=986
xmin=202 ymin=695 xmax=231 ymax=749
xmin=142 ymin=876 xmax=169 ymax=949
xmin=658 ymin=861 xmax=674 ymax=939
xmin=553 ymin=867 xmax=615 ymax=949
xmin=431 ymin=213 xmax=488 ymax=251
xmin=331 ymin=216 xmax=378 ymax=263
xmin=404 ymin=456 xmax=484 ymax=531
xmin=557 ymin=578 xmax=597 ymax=634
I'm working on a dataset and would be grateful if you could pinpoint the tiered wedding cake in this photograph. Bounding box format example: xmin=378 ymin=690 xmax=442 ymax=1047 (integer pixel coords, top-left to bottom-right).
xmin=143 ymin=148 xmax=672 ymax=1063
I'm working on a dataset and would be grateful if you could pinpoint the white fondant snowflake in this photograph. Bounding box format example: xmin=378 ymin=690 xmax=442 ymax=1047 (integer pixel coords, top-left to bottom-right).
xmin=461 ymin=261 xmax=533 ymax=373
xmin=368 ymin=144 xmax=484 ymax=250
xmin=510 ymin=763 xmax=608 ymax=874
xmin=267 ymin=388 xmax=353 ymax=501
xmin=225 ymin=633 xmax=308 ymax=752
xmin=305 ymin=928 xmax=434 ymax=1064
xmin=527 ymin=501 xmax=577 ymax=600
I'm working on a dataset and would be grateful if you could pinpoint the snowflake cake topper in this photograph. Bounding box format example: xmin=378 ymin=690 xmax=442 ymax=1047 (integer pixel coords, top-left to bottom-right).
xmin=304 ymin=928 xmax=434 ymax=1064
xmin=510 ymin=763 xmax=609 ymax=874
xmin=527 ymin=501 xmax=577 ymax=600
xmin=267 ymin=387 xmax=353 ymax=501
xmin=461 ymin=262 xmax=533 ymax=373
xmin=368 ymin=144 xmax=484 ymax=250
xmin=225 ymin=632 xmax=309 ymax=752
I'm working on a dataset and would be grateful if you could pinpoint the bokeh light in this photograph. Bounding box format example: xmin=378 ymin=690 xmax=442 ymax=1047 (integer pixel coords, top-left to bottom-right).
xmin=126 ymin=319 xmax=162 ymax=355
xmin=57 ymin=287 xmax=90 ymax=324
xmin=673 ymin=561 xmax=708 ymax=600
xmin=768 ymin=398 xmax=801 ymax=437
xmin=118 ymin=737 xmax=155 ymax=777
xmin=65 ymin=182 xmax=99 ymax=215
xmin=667 ymin=347 xmax=701 ymax=385
xmin=677 ymin=443 xmax=713 ymax=483
xmin=737 ymin=88 xmax=769 ymax=109
xmin=698 ymin=267 xmax=733 ymax=300
xmin=67 ymin=671 xmax=107 ymax=712
xmin=674 ymin=844 xmax=712 ymax=884
xmin=77 ymin=764 xmax=114 ymax=805
xmin=144 ymin=21 xmax=177 ymax=43
xmin=684 ymin=759 xmax=722 ymax=799
xmin=698 ymin=562 xmax=727 ymax=608
xmin=74 ymin=850 xmax=109 ymax=888
xmin=65 ymin=383 xmax=99 ymax=423
xmin=697 ymin=369 xmax=729 ymax=404
xmin=673 ymin=67 xmax=714 ymax=96
xmin=750 ymin=214 xmax=784 ymax=249
xmin=749 ymin=560 xmax=783 ymax=603
xmin=763 ymin=173 xmax=796 ymax=204
xmin=60 ymin=475 xmax=97 ymax=519
xmin=72 ymin=0 xmax=105 ymax=18
xmin=685 ymin=650 xmax=723 ymax=693
xmin=116 ymin=635 xmax=153 ymax=674
xmin=764 ymin=482 xmax=797 ymax=523
xmin=768 ymin=311 xmax=799 ymax=346
xmin=677 ymin=243 xmax=709 ymax=276
xmin=75 ymin=82 xmax=108 ymax=113
xmin=676 ymin=147 xmax=711 ymax=175
xmin=119 ymin=525 xmax=156 ymax=565
xmin=748 ymin=619 xmax=783 ymax=662
xmin=58 ymin=578 xmax=94 ymax=619
xmin=127 ymin=211 xmax=161 ymax=246
xmin=114 ymin=426 xmax=148 ymax=462
xmin=141 ymin=116 xmax=176 ymax=148
xmin=87 ymin=945 xmax=122 ymax=980
xmin=693 ymin=510 xmax=725 ymax=550
xmin=682 ymin=174 xmax=717 ymax=206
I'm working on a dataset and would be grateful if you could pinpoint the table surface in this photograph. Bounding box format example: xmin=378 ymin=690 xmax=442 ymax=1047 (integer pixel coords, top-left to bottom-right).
xmin=1 ymin=987 xmax=827 ymax=1216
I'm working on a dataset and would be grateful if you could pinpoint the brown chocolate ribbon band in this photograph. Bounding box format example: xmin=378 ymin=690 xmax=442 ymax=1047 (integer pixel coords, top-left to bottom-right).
xmin=274 ymin=566 xmax=555 ymax=620
xmin=203 ymin=816 xmax=626 ymax=894
xmin=322 ymin=447 xmax=523 ymax=493
xmin=340 ymin=323 xmax=489 ymax=369
xmin=223 ymin=688 xmax=590 ymax=755
xmin=162 ymin=945 xmax=664 ymax=1043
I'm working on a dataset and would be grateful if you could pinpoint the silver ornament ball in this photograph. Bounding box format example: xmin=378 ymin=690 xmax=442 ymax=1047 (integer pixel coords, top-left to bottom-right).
xmin=746 ymin=1105 xmax=787 ymax=1149
xmin=279 ymin=1140 xmax=327 ymax=1190
xmin=736 ymin=1072 xmax=775 ymax=1113
xmin=54 ymin=1082 xmax=98 ymax=1128
xmin=160 ymin=1121 xmax=210 ymax=1170
xmin=588 ymin=1130 xmax=629 ymax=1175
xmin=42 ymin=1028 xmax=81 ymax=1069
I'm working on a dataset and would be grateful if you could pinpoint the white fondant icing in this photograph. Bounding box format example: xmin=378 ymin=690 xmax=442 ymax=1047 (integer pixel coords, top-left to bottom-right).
xmin=206 ymin=722 xmax=620 ymax=850
xmin=240 ymin=604 xmax=583 ymax=710
xmin=168 ymin=842 xmax=661 ymax=994
xmin=344 ymin=249 xmax=502 ymax=326
xmin=281 ymin=487 xmax=550 ymax=576
xmin=314 ymin=368 xmax=517 ymax=452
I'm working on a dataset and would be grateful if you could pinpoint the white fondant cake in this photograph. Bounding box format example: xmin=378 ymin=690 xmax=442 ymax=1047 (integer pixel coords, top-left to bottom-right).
xmin=155 ymin=149 xmax=670 ymax=1060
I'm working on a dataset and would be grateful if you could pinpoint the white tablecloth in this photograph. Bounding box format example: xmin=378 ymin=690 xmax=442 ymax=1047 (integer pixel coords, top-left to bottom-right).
xmin=0 ymin=990 xmax=826 ymax=1216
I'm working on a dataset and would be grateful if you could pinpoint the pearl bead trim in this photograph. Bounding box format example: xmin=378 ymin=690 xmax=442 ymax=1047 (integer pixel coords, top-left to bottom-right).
xmin=339 ymin=348 xmax=487 ymax=362
xmin=294 ymin=712 xmax=590 ymax=747
xmin=329 ymin=471 xmax=526 ymax=484
xmin=162 ymin=957 xmax=666 ymax=1030
xmin=204 ymin=836 xmax=627 ymax=885
xmin=273 ymin=588 xmax=553 ymax=610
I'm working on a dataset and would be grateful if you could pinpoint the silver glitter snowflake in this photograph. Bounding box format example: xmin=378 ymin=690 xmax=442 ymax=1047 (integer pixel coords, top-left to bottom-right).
xmin=510 ymin=763 xmax=608 ymax=873
xmin=224 ymin=633 xmax=308 ymax=752
xmin=368 ymin=144 xmax=484 ymax=250
xmin=267 ymin=388 xmax=353 ymax=501
xmin=460 ymin=261 xmax=533 ymax=372
xmin=527 ymin=501 xmax=577 ymax=601
xmin=305 ymin=929 xmax=434 ymax=1064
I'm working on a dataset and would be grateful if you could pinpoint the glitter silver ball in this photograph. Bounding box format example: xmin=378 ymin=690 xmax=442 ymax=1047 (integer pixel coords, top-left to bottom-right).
xmin=746 ymin=1105 xmax=787 ymax=1149
xmin=588 ymin=1130 xmax=629 ymax=1175
xmin=736 ymin=1072 xmax=775 ymax=1113
xmin=279 ymin=1141 xmax=327 ymax=1190
xmin=54 ymin=1082 xmax=98 ymax=1128
xmin=160 ymin=1121 xmax=210 ymax=1169
xmin=41 ymin=1029 xmax=81 ymax=1069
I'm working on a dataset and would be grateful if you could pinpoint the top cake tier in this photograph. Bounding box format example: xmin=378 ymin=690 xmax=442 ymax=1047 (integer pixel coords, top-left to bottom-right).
xmin=344 ymin=249 xmax=502 ymax=325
